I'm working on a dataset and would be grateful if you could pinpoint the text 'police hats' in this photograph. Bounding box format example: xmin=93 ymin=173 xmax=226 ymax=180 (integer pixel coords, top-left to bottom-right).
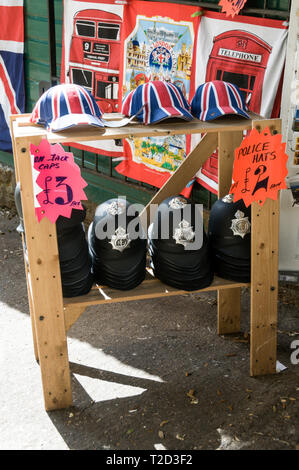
xmin=30 ymin=83 xmax=104 ymax=132
xmin=148 ymin=196 xmax=214 ymax=291
xmin=208 ymin=193 xmax=251 ymax=282
xmin=88 ymin=198 xmax=147 ymax=290
xmin=121 ymin=80 xmax=193 ymax=125
xmin=190 ymin=80 xmax=250 ymax=122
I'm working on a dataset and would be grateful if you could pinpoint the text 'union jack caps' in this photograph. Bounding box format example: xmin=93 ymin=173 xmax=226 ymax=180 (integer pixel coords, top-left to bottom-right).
xmin=121 ymin=80 xmax=193 ymax=125
xmin=30 ymin=83 xmax=104 ymax=132
xmin=190 ymin=81 xmax=250 ymax=122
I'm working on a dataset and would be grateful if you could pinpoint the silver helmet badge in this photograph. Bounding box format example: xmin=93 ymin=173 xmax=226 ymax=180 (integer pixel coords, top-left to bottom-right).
xmin=230 ymin=210 xmax=251 ymax=238
xmin=222 ymin=193 xmax=234 ymax=203
xmin=110 ymin=226 xmax=131 ymax=252
xmin=173 ymin=219 xmax=195 ymax=246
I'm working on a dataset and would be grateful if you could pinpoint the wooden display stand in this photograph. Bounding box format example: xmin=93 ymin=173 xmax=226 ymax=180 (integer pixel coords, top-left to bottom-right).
xmin=10 ymin=113 xmax=281 ymax=411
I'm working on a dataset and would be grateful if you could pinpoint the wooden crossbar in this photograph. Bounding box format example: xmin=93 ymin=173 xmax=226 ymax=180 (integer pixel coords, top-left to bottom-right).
xmin=63 ymin=272 xmax=250 ymax=308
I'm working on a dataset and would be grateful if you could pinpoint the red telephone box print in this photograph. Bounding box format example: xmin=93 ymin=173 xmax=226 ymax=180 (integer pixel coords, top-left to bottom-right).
xmin=201 ymin=30 xmax=272 ymax=185
xmin=206 ymin=30 xmax=272 ymax=113
xmin=68 ymin=9 xmax=122 ymax=113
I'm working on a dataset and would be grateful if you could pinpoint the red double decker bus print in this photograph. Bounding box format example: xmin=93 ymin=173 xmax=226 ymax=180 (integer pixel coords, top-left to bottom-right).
xmin=68 ymin=9 xmax=122 ymax=113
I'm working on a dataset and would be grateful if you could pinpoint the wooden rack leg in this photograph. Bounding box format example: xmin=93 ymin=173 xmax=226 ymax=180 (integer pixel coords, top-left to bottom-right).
xmin=15 ymin=136 xmax=72 ymax=410
xmin=24 ymin=255 xmax=39 ymax=362
xmin=217 ymin=288 xmax=241 ymax=335
xmin=250 ymin=119 xmax=281 ymax=376
xmin=217 ymin=131 xmax=243 ymax=334
xmin=10 ymin=115 xmax=39 ymax=362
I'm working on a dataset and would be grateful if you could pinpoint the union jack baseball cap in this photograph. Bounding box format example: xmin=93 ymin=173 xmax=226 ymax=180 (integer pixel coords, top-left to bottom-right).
xmin=121 ymin=80 xmax=193 ymax=125
xmin=190 ymin=81 xmax=250 ymax=121
xmin=30 ymin=83 xmax=104 ymax=132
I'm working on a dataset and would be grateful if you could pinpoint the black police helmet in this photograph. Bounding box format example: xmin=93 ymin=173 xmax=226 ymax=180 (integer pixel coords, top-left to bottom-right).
xmin=89 ymin=198 xmax=147 ymax=289
xmin=149 ymin=195 xmax=213 ymax=290
xmin=208 ymin=193 xmax=251 ymax=261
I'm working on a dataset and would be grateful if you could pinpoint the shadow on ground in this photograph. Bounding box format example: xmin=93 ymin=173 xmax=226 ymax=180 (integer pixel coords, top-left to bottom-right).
xmin=0 ymin=210 xmax=298 ymax=450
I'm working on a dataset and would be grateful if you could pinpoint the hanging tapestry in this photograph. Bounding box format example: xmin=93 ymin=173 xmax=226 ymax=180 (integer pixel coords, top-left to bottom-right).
xmin=115 ymin=0 xmax=199 ymax=197
xmin=192 ymin=10 xmax=288 ymax=194
xmin=61 ymin=0 xmax=125 ymax=156
xmin=0 ymin=0 xmax=25 ymax=152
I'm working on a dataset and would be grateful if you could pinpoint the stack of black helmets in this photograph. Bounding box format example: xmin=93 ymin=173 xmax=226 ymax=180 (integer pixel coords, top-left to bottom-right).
xmin=148 ymin=195 xmax=214 ymax=291
xmin=56 ymin=206 xmax=94 ymax=297
xmin=88 ymin=198 xmax=147 ymax=290
xmin=14 ymin=182 xmax=93 ymax=297
xmin=208 ymin=193 xmax=251 ymax=282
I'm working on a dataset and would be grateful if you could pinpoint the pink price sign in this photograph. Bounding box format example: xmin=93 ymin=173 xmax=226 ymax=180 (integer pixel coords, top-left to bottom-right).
xmin=30 ymin=139 xmax=88 ymax=223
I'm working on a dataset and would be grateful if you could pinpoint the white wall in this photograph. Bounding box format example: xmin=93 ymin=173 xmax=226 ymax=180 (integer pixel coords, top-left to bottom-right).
xmin=279 ymin=0 xmax=299 ymax=279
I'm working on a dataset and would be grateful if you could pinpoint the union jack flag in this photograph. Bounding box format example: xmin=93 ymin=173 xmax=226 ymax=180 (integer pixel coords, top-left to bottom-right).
xmin=0 ymin=0 xmax=25 ymax=152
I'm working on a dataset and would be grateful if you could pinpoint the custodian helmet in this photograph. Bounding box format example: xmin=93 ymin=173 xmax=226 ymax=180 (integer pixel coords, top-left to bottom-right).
xmin=88 ymin=198 xmax=147 ymax=290
xmin=148 ymin=195 xmax=213 ymax=291
xmin=208 ymin=193 xmax=251 ymax=282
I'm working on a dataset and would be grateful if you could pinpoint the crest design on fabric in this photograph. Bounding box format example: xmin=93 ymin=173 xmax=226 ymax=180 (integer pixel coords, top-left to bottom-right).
xmin=119 ymin=14 xmax=195 ymax=183
xmin=173 ymin=219 xmax=195 ymax=246
xmin=230 ymin=210 xmax=251 ymax=238
xmin=110 ymin=227 xmax=131 ymax=252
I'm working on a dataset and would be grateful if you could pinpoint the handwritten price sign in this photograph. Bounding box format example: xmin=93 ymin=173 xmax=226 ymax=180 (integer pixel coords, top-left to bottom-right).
xmin=229 ymin=127 xmax=288 ymax=207
xmin=30 ymin=139 xmax=88 ymax=223
xmin=218 ymin=0 xmax=247 ymax=18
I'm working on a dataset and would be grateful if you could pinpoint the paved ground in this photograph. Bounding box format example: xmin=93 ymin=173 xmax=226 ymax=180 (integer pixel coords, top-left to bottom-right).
xmin=0 ymin=208 xmax=299 ymax=451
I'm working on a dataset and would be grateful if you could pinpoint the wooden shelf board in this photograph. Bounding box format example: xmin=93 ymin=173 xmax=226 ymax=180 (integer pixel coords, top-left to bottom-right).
xmin=13 ymin=112 xmax=263 ymax=144
xmin=63 ymin=271 xmax=250 ymax=308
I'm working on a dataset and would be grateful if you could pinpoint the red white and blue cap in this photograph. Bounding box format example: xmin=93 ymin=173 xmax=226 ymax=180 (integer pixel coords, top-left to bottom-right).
xmin=30 ymin=83 xmax=104 ymax=132
xmin=190 ymin=81 xmax=250 ymax=121
xmin=121 ymin=80 xmax=193 ymax=125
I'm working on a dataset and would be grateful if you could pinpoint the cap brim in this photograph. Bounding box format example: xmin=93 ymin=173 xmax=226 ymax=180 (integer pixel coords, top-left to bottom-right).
xmin=150 ymin=106 xmax=193 ymax=124
xmin=152 ymin=265 xmax=214 ymax=291
xmin=209 ymin=235 xmax=251 ymax=261
xmin=150 ymin=251 xmax=212 ymax=277
xmin=203 ymin=106 xmax=250 ymax=122
xmin=95 ymin=263 xmax=146 ymax=284
xmin=57 ymin=229 xmax=87 ymax=262
xmin=213 ymin=259 xmax=250 ymax=282
xmin=50 ymin=113 xmax=105 ymax=132
xmin=62 ymin=274 xmax=94 ymax=297
xmin=90 ymin=244 xmax=146 ymax=269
